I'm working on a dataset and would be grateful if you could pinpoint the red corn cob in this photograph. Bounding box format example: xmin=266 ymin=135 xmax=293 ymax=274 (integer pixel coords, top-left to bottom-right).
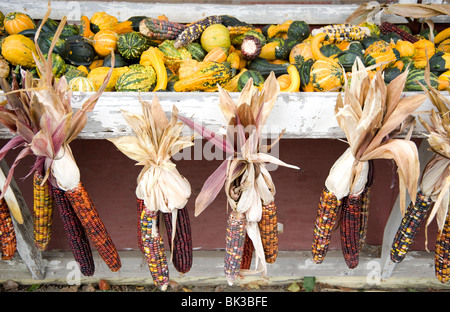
xmin=241 ymin=233 xmax=254 ymax=270
xmin=0 ymin=197 xmax=16 ymax=260
xmin=340 ymin=193 xmax=362 ymax=269
xmin=435 ymin=210 xmax=450 ymax=284
xmin=140 ymin=206 xmax=169 ymax=291
xmin=65 ymin=182 xmax=121 ymax=272
xmin=224 ymin=210 xmax=246 ymax=286
xmin=312 ymin=186 xmax=342 ymax=264
xmin=137 ymin=198 xmax=145 ymax=253
xmin=258 ymin=201 xmax=278 ymax=263
xmin=390 ymin=190 xmax=433 ymax=263
xmin=53 ymin=187 xmax=95 ymax=276
xmin=380 ymin=22 xmax=419 ymax=43
xmin=139 ymin=17 xmax=186 ymax=41
xmin=163 ymin=206 xmax=193 ymax=274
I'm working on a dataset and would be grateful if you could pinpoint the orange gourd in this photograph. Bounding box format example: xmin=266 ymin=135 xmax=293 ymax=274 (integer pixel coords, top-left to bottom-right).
xmin=4 ymin=12 xmax=35 ymax=35
xmin=93 ymin=30 xmax=119 ymax=57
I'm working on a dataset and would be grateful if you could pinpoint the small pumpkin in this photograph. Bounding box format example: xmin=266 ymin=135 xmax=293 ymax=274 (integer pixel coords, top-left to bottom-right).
xmin=93 ymin=30 xmax=119 ymax=57
xmin=394 ymin=40 xmax=415 ymax=58
xmin=4 ymin=12 xmax=36 ymax=35
xmin=68 ymin=76 xmax=96 ymax=92
xmin=117 ymin=32 xmax=151 ymax=60
xmin=200 ymin=23 xmax=231 ymax=52
xmin=203 ymin=46 xmax=229 ymax=63
xmin=412 ymin=39 xmax=436 ymax=68
xmin=90 ymin=12 xmax=118 ymax=33
xmin=1 ymin=34 xmax=37 ymax=68
xmin=289 ymin=42 xmax=313 ymax=64
xmin=310 ymin=59 xmax=344 ymax=92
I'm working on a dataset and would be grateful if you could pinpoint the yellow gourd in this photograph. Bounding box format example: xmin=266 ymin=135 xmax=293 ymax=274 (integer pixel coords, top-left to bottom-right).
xmin=289 ymin=42 xmax=313 ymax=64
xmin=395 ymin=40 xmax=415 ymax=58
xmin=279 ymin=65 xmax=300 ymax=92
xmin=87 ymin=66 xmax=130 ymax=91
xmin=90 ymin=12 xmax=118 ymax=32
xmin=413 ymin=39 xmax=436 ymax=68
xmin=1 ymin=34 xmax=37 ymax=68
xmin=140 ymin=47 xmax=168 ymax=91
xmin=93 ymin=30 xmax=119 ymax=57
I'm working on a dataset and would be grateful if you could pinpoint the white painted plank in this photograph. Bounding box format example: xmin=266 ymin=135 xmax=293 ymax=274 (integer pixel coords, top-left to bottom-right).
xmin=1 ymin=1 xmax=449 ymax=25
xmin=0 ymin=91 xmax=439 ymax=140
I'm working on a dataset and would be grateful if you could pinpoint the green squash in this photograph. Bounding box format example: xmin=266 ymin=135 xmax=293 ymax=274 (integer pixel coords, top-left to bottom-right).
xmin=320 ymin=44 xmax=341 ymax=58
xmin=383 ymin=67 xmax=402 ymax=84
xmin=103 ymin=53 xmax=129 ymax=68
xmin=117 ymin=32 xmax=151 ymax=60
xmin=299 ymin=58 xmax=314 ymax=91
xmin=429 ymin=51 xmax=450 ymax=75
xmin=64 ymin=64 xmax=88 ymax=82
xmin=360 ymin=36 xmax=384 ymax=50
xmin=380 ymin=32 xmax=402 ymax=43
xmin=247 ymin=57 xmax=289 ymax=77
xmin=185 ymin=42 xmax=207 ymax=61
xmin=37 ymin=18 xmax=59 ymax=33
xmin=115 ymin=66 xmax=157 ymax=92
xmin=337 ymin=50 xmax=363 ymax=72
xmin=404 ymin=68 xmax=439 ymax=91
xmin=237 ymin=69 xmax=265 ymax=91
xmin=42 ymin=53 xmax=66 ymax=78
xmin=37 ymin=33 xmax=70 ymax=60
xmin=286 ymin=20 xmax=310 ymax=42
xmin=347 ymin=41 xmax=365 ymax=55
xmin=65 ymin=35 xmax=96 ymax=67
xmin=60 ymin=24 xmax=80 ymax=38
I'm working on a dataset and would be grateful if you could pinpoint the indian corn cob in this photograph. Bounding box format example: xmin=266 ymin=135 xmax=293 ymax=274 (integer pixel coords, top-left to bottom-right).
xmin=340 ymin=193 xmax=362 ymax=269
xmin=390 ymin=190 xmax=433 ymax=263
xmin=359 ymin=186 xmax=371 ymax=249
xmin=435 ymin=209 xmax=450 ymax=283
xmin=139 ymin=17 xmax=186 ymax=41
xmin=0 ymin=197 xmax=16 ymax=260
xmin=311 ymin=23 xmax=371 ymax=42
xmin=174 ymin=15 xmax=222 ymax=48
xmin=137 ymin=198 xmax=145 ymax=253
xmin=224 ymin=210 xmax=247 ymax=286
xmin=33 ymin=171 xmax=54 ymax=251
xmin=380 ymin=22 xmax=419 ymax=43
xmin=53 ymin=187 xmax=95 ymax=276
xmin=65 ymin=182 xmax=121 ymax=272
xmin=258 ymin=201 xmax=278 ymax=263
xmin=312 ymin=186 xmax=342 ymax=264
xmin=163 ymin=206 xmax=193 ymax=274
xmin=140 ymin=206 xmax=169 ymax=291
xmin=241 ymin=233 xmax=254 ymax=270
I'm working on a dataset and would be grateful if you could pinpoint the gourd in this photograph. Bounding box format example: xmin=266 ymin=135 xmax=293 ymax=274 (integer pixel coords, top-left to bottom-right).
xmin=80 ymin=16 xmax=95 ymax=38
xmin=259 ymin=38 xmax=297 ymax=61
xmin=395 ymin=40 xmax=415 ymax=58
xmin=87 ymin=66 xmax=130 ymax=91
xmin=310 ymin=58 xmax=344 ymax=92
xmin=289 ymin=42 xmax=313 ymax=64
xmin=203 ymin=46 xmax=229 ymax=63
xmin=0 ymin=55 xmax=10 ymax=79
xmin=337 ymin=50 xmax=363 ymax=72
xmin=68 ymin=76 xmax=95 ymax=92
xmin=37 ymin=33 xmax=70 ymax=60
xmin=40 ymin=53 xmax=66 ymax=78
xmin=61 ymin=24 xmax=80 ymax=38
xmin=435 ymin=27 xmax=450 ymax=45
xmin=117 ymin=32 xmax=151 ymax=60
xmin=320 ymin=43 xmax=341 ymax=59
xmin=364 ymin=49 xmax=399 ymax=71
xmin=115 ymin=66 xmax=156 ymax=92
xmin=278 ymin=64 xmax=300 ymax=92
xmin=89 ymin=59 xmax=104 ymax=70
xmin=0 ymin=11 xmax=4 ymax=36
xmin=383 ymin=66 xmax=402 ymax=84
xmin=404 ymin=68 xmax=439 ymax=91
xmin=176 ymin=15 xmax=223 ymax=49
xmin=412 ymin=39 xmax=436 ymax=69
xmin=140 ymin=46 xmax=168 ymax=91
xmin=429 ymin=51 xmax=450 ymax=75
xmin=227 ymin=50 xmax=247 ymax=75
xmin=437 ymin=38 xmax=450 ymax=53
xmin=4 ymin=12 xmax=36 ymax=35
xmin=200 ymin=23 xmax=231 ymax=52
xmin=173 ymin=61 xmax=232 ymax=92
xmin=37 ymin=17 xmax=59 ymax=33
xmin=364 ymin=40 xmax=392 ymax=56
xmin=65 ymin=35 xmax=96 ymax=67
xmin=222 ymin=68 xmax=247 ymax=92
xmin=359 ymin=22 xmax=380 ymax=37
xmin=247 ymin=57 xmax=289 ymax=77
xmin=185 ymin=42 xmax=207 ymax=62
xmin=157 ymin=40 xmax=192 ymax=71
xmin=268 ymin=20 xmax=310 ymax=41
xmin=1 ymin=34 xmax=37 ymax=68
xmin=90 ymin=12 xmax=118 ymax=33
xmin=299 ymin=58 xmax=315 ymax=92
xmin=103 ymin=53 xmax=129 ymax=68
xmin=237 ymin=69 xmax=265 ymax=91
xmin=64 ymin=64 xmax=88 ymax=82
xmin=93 ymin=30 xmax=119 ymax=57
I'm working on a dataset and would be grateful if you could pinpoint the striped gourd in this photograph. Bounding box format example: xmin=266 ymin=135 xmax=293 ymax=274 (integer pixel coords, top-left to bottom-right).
xmin=174 ymin=61 xmax=232 ymax=92
xmin=312 ymin=186 xmax=342 ymax=264
xmin=224 ymin=211 xmax=246 ymax=286
xmin=340 ymin=193 xmax=362 ymax=269
xmin=435 ymin=210 xmax=450 ymax=283
xmin=162 ymin=207 xmax=193 ymax=274
xmin=117 ymin=31 xmax=151 ymax=60
xmin=65 ymin=182 xmax=121 ymax=272
xmin=33 ymin=171 xmax=54 ymax=251
xmin=68 ymin=77 xmax=96 ymax=92
xmin=115 ymin=66 xmax=156 ymax=92
xmin=0 ymin=197 xmax=16 ymax=260
xmin=53 ymin=187 xmax=95 ymax=276
xmin=405 ymin=69 xmax=439 ymax=91
xmin=173 ymin=15 xmax=222 ymax=49
xmin=258 ymin=202 xmax=278 ymax=263
xmin=140 ymin=206 xmax=169 ymax=291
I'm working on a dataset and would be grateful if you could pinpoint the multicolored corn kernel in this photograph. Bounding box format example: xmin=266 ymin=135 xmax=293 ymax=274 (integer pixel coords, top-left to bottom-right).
xmin=139 ymin=17 xmax=186 ymax=41
xmin=0 ymin=197 xmax=16 ymax=260
xmin=140 ymin=207 xmax=169 ymax=291
xmin=53 ymin=187 xmax=95 ymax=276
xmin=435 ymin=210 xmax=450 ymax=284
xmin=340 ymin=193 xmax=362 ymax=269
xmin=380 ymin=22 xmax=419 ymax=43
xmin=174 ymin=15 xmax=222 ymax=48
xmin=241 ymin=233 xmax=254 ymax=270
xmin=359 ymin=186 xmax=370 ymax=250
xmin=312 ymin=186 xmax=341 ymax=264
xmin=65 ymin=182 xmax=121 ymax=272
xmin=224 ymin=210 xmax=246 ymax=286
xmin=33 ymin=171 xmax=54 ymax=251
xmin=315 ymin=24 xmax=371 ymax=42
xmin=163 ymin=206 xmax=193 ymax=274
xmin=137 ymin=198 xmax=145 ymax=253
xmin=258 ymin=202 xmax=278 ymax=263
xmin=390 ymin=190 xmax=432 ymax=263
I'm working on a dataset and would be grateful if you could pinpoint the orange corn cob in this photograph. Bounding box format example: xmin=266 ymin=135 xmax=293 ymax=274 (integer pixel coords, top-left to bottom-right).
xmin=140 ymin=205 xmax=169 ymax=291
xmin=241 ymin=233 xmax=254 ymax=270
xmin=435 ymin=210 xmax=450 ymax=283
xmin=53 ymin=187 xmax=95 ymax=276
xmin=224 ymin=210 xmax=246 ymax=286
xmin=33 ymin=171 xmax=54 ymax=250
xmin=340 ymin=193 xmax=362 ymax=269
xmin=312 ymin=186 xmax=342 ymax=264
xmin=0 ymin=197 xmax=16 ymax=260
xmin=163 ymin=206 xmax=193 ymax=274
xmin=65 ymin=182 xmax=121 ymax=272
xmin=258 ymin=201 xmax=278 ymax=263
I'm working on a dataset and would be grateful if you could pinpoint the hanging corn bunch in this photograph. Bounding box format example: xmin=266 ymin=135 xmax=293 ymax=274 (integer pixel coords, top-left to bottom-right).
xmin=392 ymin=71 xmax=450 ymax=283
xmin=177 ymin=72 xmax=299 ymax=286
xmin=312 ymin=58 xmax=427 ymax=269
xmin=0 ymin=7 xmax=121 ymax=274
xmin=108 ymin=95 xmax=195 ymax=291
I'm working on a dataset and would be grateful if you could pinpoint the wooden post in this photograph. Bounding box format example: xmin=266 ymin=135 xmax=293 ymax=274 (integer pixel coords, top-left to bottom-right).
xmin=0 ymin=160 xmax=45 ymax=280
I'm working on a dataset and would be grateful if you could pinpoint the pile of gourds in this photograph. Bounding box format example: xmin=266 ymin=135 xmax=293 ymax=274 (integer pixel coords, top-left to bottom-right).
xmin=0 ymin=10 xmax=450 ymax=93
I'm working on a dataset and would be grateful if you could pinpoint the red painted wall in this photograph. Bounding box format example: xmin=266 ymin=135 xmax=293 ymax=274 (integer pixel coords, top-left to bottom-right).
xmin=1 ymin=138 xmax=438 ymax=253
